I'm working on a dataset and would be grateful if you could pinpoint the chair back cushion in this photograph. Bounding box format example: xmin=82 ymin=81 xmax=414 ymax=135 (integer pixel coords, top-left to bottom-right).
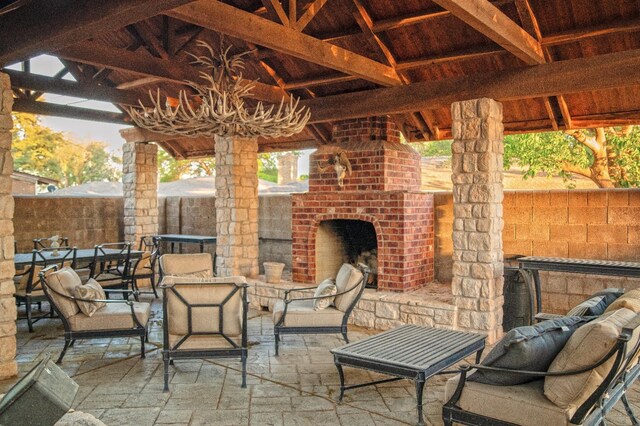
xmin=567 ymin=288 xmax=623 ymax=316
xmin=160 ymin=253 xmax=214 ymax=277
xmin=73 ymin=279 xmax=106 ymax=317
xmin=544 ymin=308 xmax=637 ymax=409
xmin=165 ymin=276 xmax=246 ymax=337
xmin=44 ymin=267 xmax=82 ymax=318
xmin=313 ymin=278 xmax=337 ymax=311
xmin=333 ymin=264 xmax=364 ymax=312
xmin=605 ymin=288 xmax=640 ymax=314
xmin=16 ymin=265 xmax=43 ymax=293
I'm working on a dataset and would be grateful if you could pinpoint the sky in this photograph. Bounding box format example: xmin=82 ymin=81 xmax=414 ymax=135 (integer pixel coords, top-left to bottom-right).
xmin=8 ymin=54 xmax=311 ymax=175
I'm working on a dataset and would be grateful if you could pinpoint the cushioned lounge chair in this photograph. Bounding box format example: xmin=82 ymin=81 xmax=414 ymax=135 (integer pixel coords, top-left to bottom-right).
xmin=273 ymin=263 xmax=370 ymax=355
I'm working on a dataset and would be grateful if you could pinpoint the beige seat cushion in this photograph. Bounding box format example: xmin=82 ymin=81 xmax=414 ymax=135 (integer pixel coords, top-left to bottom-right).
xmin=160 ymin=253 xmax=214 ymax=277
xmin=168 ymin=334 xmax=240 ymax=350
xmin=605 ymin=288 xmax=640 ymax=313
xmin=444 ymin=376 xmax=575 ymax=426
xmin=44 ymin=267 xmax=82 ymax=318
xmin=545 ymin=308 xmax=637 ymax=409
xmin=164 ymin=277 xmax=246 ymax=337
xmin=333 ymin=264 xmax=364 ymax=312
xmin=273 ymin=299 xmax=344 ymax=327
xmin=67 ymin=301 xmax=150 ymax=331
xmin=73 ymin=279 xmax=106 ymax=317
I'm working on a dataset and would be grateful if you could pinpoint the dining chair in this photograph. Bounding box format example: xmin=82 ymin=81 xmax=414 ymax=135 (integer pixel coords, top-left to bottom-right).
xmin=14 ymin=247 xmax=77 ymax=332
xmin=89 ymin=242 xmax=133 ymax=298
xmin=32 ymin=237 xmax=70 ymax=250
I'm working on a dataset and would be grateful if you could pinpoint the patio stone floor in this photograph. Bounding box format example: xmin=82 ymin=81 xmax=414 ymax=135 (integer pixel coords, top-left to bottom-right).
xmin=2 ymin=296 xmax=640 ymax=426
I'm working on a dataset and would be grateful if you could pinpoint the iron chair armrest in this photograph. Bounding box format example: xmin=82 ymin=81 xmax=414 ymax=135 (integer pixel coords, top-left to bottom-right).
xmin=534 ymin=312 xmax=564 ymax=322
xmin=284 ymin=281 xmax=363 ymax=304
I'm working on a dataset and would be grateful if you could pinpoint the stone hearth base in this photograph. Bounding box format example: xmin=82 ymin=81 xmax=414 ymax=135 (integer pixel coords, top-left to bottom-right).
xmin=247 ymin=275 xmax=457 ymax=331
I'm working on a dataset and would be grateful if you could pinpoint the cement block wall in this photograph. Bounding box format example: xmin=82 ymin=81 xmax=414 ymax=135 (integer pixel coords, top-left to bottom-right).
xmin=14 ymin=196 xmax=124 ymax=251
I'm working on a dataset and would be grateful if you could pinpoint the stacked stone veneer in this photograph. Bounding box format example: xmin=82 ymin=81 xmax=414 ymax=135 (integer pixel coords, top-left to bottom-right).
xmin=0 ymin=73 xmax=16 ymax=379
xmin=451 ymin=99 xmax=504 ymax=344
xmin=247 ymin=278 xmax=457 ymax=331
xmin=277 ymin=154 xmax=298 ymax=185
xmin=215 ymin=135 xmax=259 ymax=277
xmin=123 ymin=141 xmax=158 ymax=243
xmin=292 ymin=116 xmax=434 ymax=291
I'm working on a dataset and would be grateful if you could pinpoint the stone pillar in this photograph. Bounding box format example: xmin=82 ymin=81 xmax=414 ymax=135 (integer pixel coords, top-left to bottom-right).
xmin=277 ymin=153 xmax=298 ymax=184
xmin=122 ymin=141 xmax=158 ymax=244
xmin=451 ymin=98 xmax=504 ymax=344
xmin=0 ymin=73 xmax=17 ymax=379
xmin=215 ymin=135 xmax=259 ymax=277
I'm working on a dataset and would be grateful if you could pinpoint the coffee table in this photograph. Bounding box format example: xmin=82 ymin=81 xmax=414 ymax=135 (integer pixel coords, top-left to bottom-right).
xmin=331 ymin=325 xmax=485 ymax=426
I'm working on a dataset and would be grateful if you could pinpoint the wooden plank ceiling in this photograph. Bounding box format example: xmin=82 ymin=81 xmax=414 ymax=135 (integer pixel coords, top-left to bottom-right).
xmin=1 ymin=0 xmax=640 ymax=158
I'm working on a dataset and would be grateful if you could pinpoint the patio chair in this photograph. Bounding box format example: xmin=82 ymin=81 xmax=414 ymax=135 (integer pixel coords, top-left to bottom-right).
xmin=273 ymin=263 xmax=370 ymax=355
xmin=40 ymin=265 xmax=150 ymax=363
xmin=160 ymin=275 xmax=248 ymax=391
xmin=158 ymin=253 xmax=215 ymax=279
xmin=128 ymin=236 xmax=159 ymax=298
xmin=33 ymin=237 xmax=70 ymax=250
xmin=89 ymin=242 xmax=133 ymax=297
xmin=14 ymin=247 xmax=77 ymax=332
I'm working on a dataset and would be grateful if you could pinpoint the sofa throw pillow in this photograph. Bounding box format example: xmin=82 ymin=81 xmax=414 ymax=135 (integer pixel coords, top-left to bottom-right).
xmin=545 ymin=308 xmax=637 ymax=409
xmin=313 ymin=278 xmax=337 ymax=311
xmin=605 ymin=288 xmax=640 ymax=314
xmin=567 ymin=288 xmax=624 ymax=317
xmin=73 ymin=279 xmax=107 ymax=317
xmin=333 ymin=264 xmax=364 ymax=312
xmin=469 ymin=316 xmax=592 ymax=386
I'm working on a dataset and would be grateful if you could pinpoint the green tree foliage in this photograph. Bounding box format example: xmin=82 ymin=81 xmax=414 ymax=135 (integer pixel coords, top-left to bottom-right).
xmin=504 ymin=126 xmax=640 ymax=188
xmin=11 ymin=113 xmax=121 ymax=187
xmin=157 ymin=148 xmax=215 ymax=182
xmin=257 ymin=152 xmax=299 ymax=183
xmin=412 ymin=140 xmax=453 ymax=157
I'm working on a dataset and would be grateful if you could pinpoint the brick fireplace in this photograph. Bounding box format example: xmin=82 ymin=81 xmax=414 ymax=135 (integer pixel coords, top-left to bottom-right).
xmin=291 ymin=117 xmax=434 ymax=292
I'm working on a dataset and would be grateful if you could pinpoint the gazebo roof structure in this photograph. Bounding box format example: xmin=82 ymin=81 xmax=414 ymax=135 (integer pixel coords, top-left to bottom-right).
xmin=1 ymin=0 xmax=640 ymax=158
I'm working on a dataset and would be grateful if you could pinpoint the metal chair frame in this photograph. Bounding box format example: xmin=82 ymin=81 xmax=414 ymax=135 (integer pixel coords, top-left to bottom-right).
xmin=161 ymin=279 xmax=249 ymax=391
xmin=39 ymin=265 xmax=147 ymax=364
xmin=32 ymin=237 xmax=70 ymax=250
xmin=14 ymin=247 xmax=77 ymax=332
xmin=89 ymin=242 xmax=133 ymax=297
xmin=443 ymin=314 xmax=640 ymax=426
xmin=130 ymin=236 xmax=159 ymax=298
xmin=274 ymin=265 xmax=369 ymax=356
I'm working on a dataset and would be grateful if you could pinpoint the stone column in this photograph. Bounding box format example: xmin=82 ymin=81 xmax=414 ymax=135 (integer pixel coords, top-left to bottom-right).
xmin=122 ymin=141 xmax=158 ymax=244
xmin=277 ymin=153 xmax=298 ymax=184
xmin=215 ymin=135 xmax=259 ymax=277
xmin=0 ymin=73 xmax=17 ymax=379
xmin=451 ymin=98 xmax=504 ymax=344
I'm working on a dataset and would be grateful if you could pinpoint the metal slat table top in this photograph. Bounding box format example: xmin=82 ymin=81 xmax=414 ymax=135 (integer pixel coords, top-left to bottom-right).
xmin=14 ymin=248 xmax=143 ymax=269
xmin=518 ymin=256 xmax=640 ymax=275
xmin=153 ymin=234 xmax=217 ymax=243
xmin=331 ymin=325 xmax=485 ymax=371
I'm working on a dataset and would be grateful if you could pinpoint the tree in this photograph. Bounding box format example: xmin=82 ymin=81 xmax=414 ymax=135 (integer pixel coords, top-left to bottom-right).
xmin=412 ymin=140 xmax=452 ymax=157
xmin=504 ymin=126 xmax=640 ymax=188
xmin=157 ymin=148 xmax=215 ymax=182
xmin=11 ymin=113 xmax=122 ymax=187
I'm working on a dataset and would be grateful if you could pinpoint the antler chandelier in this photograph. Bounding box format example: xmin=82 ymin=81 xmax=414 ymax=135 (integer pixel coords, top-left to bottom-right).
xmin=127 ymin=41 xmax=310 ymax=138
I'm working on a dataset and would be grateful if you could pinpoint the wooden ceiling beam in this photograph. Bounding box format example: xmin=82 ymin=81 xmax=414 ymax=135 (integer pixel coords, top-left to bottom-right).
xmin=295 ymin=0 xmax=329 ymax=31
xmin=168 ymin=0 xmax=402 ymax=87
xmin=129 ymin=22 xmax=169 ymax=59
xmin=284 ymin=73 xmax=356 ymax=90
xmin=56 ymin=42 xmax=289 ymax=104
xmin=431 ymin=0 xmax=544 ymax=65
xmin=3 ymin=68 xmax=141 ymax=105
xmin=261 ymin=0 xmax=289 ymax=26
xmin=302 ymin=48 xmax=640 ymax=123
xmin=542 ymin=17 xmax=640 ymax=47
xmin=12 ymin=98 xmax=128 ymax=124
xmin=0 ymin=0 xmax=194 ymax=66
xmin=396 ymin=45 xmax=505 ymax=71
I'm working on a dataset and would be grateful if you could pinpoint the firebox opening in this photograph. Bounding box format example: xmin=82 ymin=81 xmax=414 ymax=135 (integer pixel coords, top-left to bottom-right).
xmin=315 ymin=219 xmax=378 ymax=288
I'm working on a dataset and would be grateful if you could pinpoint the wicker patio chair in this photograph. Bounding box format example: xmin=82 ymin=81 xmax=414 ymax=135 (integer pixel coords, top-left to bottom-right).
xmin=273 ymin=263 xmax=370 ymax=355
xmin=14 ymin=247 xmax=76 ymax=332
xmin=160 ymin=275 xmax=248 ymax=391
xmin=40 ymin=265 xmax=150 ymax=363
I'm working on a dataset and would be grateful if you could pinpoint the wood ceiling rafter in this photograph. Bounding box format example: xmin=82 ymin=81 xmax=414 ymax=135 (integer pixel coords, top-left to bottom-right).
xmin=127 ymin=21 xmax=169 ymax=59
xmin=301 ymin=48 xmax=640 ymax=123
xmin=514 ymin=0 xmax=563 ymax=130
xmin=430 ymin=0 xmax=544 ymax=65
xmin=261 ymin=0 xmax=289 ymax=27
xmin=56 ymin=42 xmax=290 ymax=104
xmin=349 ymin=0 xmax=437 ymax=140
xmin=295 ymin=0 xmax=329 ymax=31
xmin=167 ymin=1 xmax=403 ymax=87
xmin=0 ymin=0 xmax=194 ymax=66
xmin=12 ymin=98 xmax=128 ymax=124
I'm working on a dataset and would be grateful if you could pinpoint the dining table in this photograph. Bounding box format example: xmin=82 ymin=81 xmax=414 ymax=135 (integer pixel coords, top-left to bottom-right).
xmin=14 ymin=248 xmax=143 ymax=269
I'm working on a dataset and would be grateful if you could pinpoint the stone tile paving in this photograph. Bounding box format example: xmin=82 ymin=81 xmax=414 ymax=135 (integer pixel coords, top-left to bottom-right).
xmin=2 ymin=297 xmax=639 ymax=425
